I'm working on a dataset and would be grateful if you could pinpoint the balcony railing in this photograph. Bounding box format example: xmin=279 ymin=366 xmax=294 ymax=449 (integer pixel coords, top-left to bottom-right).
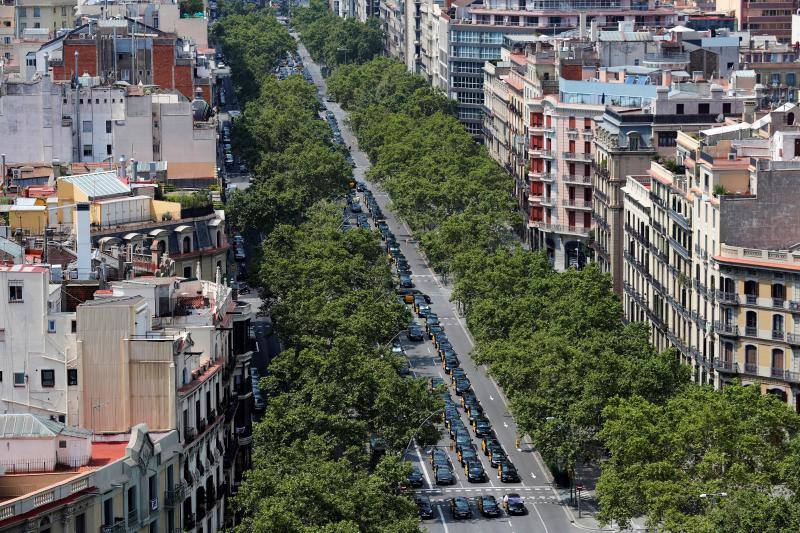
xmin=127 ymin=508 xmax=138 ymax=526
xmin=164 ymin=484 xmax=185 ymax=508
xmin=540 ymin=196 xmax=556 ymax=206
xmin=184 ymin=513 xmax=196 ymax=530
xmin=788 ymin=333 xmax=800 ymax=345
xmin=667 ymin=208 xmax=690 ymax=231
xmin=746 ymin=294 xmax=758 ymax=305
xmin=715 ymin=291 xmax=740 ymax=304
xmin=773 ymin=330 xmax=786 ymax=341
xmin=183 ymin=427 xmax=197 ymax=444
xmin=563 ymin=151 xmax=592 ymax=161
xmin=714 ymin=321 xmax=739 ymax=336
xmin=713 ymin=358 xmax=736 ymax=372
xmin=562 ymin=198 xmax=592 ymax=209
xmin=745 ymin=326 xmax=758 ymax=337
xmin=644 ymin=52 xmax=690 ymax=63
xmin=531 ymin=221 xmax=590 ymax=236
xmin=773 ymin=298 xmax=785 ymax=309
xmin=744 ymin=362 xmax=758 ymax=374
xmin=771 ymin=368 xmax=800 ymax=383
xmin=562 ymin=175 xmax=593 ymax=185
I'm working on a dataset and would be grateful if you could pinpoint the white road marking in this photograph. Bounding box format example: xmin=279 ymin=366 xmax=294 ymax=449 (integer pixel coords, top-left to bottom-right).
xmin=531 ymin=472 xmax=537 ymax=479
xmin=532 ymin=503 xmax=551 ymax=533
xmin=414 ymin=444 xmax=434 ymax=488
xmin=436 ymin=506 xmax=451 ymax=533
xmin=489 ymin=395 xmax=494 ymax=401
xmin=503 ymin=422 xmax=509 ymax=428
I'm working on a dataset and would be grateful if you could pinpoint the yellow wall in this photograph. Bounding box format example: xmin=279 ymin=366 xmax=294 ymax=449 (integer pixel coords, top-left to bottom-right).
xmin=152 ymin=200 xmax=182 ymax=222
xmin=7 ymin=209 xmax=46 ymax=234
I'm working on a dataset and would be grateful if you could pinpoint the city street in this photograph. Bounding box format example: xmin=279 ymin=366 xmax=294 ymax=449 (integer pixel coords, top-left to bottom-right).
xmin=295 ymin=39 xmax=601 ymax=533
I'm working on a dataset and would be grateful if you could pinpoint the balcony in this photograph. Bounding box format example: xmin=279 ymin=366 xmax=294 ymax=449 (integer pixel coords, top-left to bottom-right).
xmin=773 ymin=329 xmax=786 ymax=341
xmin=773 ymin=298 xmax=785 ymax=309
xmin=99 ymin=520 xmax=125 ymax=533
xmin=714 ymin=358 xmax=736 ymax=373
xmin=529 ymin=123 xmax=554 ymax=134
xmin=582 ymin=128 xmax=593 ymax=138
xmin=595 ymin=165 xmax=609 ymax=180
xmin=643 ymin=52 xmax=690 ymax=66
xmin=667 ymin=208 xmax=691 ymax=231
xmin=771 ymin=368 xmax=800 ymax=383
xmin=745 ymin=326 xmax=758 ymax=337
xmin=184 ymin=427 xmax=197 ymax=444
xmin=530 ymin=221 xmax=590 ymax=237
xmin=184 ymin=512 xmax=196 ymax=530
xmin=563 ymin=152 xmax=592 ymax=161
xmin=562 ymin=175 xmax=592 ymax=185
xmin=714 ymin=321 xmax=739 ymax=336
xmin=667 ymin=236 xmax=690 ymax=261
xmin=693 ymin=244 xmax=708 ymax=261
xmin=540 ymin=196 xmax=556 ymax=207
xmin=127 ymin=508 xmax=138 ymax=526
xmin=746 ymin=294 xmax=758 ymax=305
xmin=164 ymin=484 xmax=185 ymax=508
xmin=566 ymin=127 xmax=579 ymax=137
xmin=744 ymin=362 xmax=758 ymax=374
xmin=788 ymin=333 xmax=800 ymax=345
xmin=715 ymin=291 xmax=739 ymax=304
xmin=562 ymin=198 xmax=592 ymax=210
xmin=537 ymin=172 xmax=555 ymax=182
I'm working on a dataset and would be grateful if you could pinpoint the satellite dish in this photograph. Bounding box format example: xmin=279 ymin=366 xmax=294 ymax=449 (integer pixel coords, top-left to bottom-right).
xmin=716 ymin=113 xmax=724 ymax=122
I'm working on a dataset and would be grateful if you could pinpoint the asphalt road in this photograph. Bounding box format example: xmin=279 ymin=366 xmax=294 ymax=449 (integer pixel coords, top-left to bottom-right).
xmin=295 ymin=40 xmax=589 ymax=533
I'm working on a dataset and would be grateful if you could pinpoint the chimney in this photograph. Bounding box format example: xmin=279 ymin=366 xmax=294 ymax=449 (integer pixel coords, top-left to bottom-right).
xmin=579 ymin=12 xmax=586 ymax=40
xmin=743 ymin=100 xmax=756 ymax=123
xmin=75 ymin=202 xmax=91 ymax=280
xmin=118 ymin=155 xmax=127 ymax=180
xmin=52 ymin=159 xmax=60 ymax=178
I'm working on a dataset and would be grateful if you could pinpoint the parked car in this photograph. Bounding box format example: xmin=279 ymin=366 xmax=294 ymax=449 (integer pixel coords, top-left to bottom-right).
xmin=503 ymin=493 xmax=527 ymax=515
xmin=407 ymin=466 xmax=424 ymax=488
xmin=465 ymin=461 xmax=486 ymax=483
xmin=449 ymin=497 xmax=472 ymax=519
xmin=498 ymin=459 xmax=521 ymax=483
xmin=478 ymin=495 xmax=501 ymax=517
xmin=414 ymin=495 xmax=435 ymax=520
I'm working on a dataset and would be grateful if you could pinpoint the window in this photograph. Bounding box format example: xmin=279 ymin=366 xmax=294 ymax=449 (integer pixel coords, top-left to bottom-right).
xmin=451 ymin=76 xmax=481 ymax=89
xmin=658 ymin=131 xmax=677 ymax=147
xmin=19 ymin=7 xmax=26 ymax=17
xmin=788 ymin=73 xmax=797 ymax=87
xmin=48 ymin=319 xmax=56 ymax=333
xmin=14 ymin=372 xmax=25 ymax=386
xmin=0 ymin=329 xmax=5 ymax=342
xmin=82 ymin=121 xmax=92 ymax=133
xmin=628 ymin=133 xmax=639 ymax=150
xmin=772 ymin=72 xmax=781 ymax=86
xmin=68 ymin=369 xmax=78 ymax=386
xmin=25 ymin=56 xmax=35 ymax=67
xmin=183 ymin=266 xmax=192 ymax=278
xmin=723 ymin=102 xmax=732 ymax=114
xmin=41 ymin=369 xmax=55 ymax=387
xmin=61 ymin=6 xmax=67 ymax=16
xmin=676 ymin=103 xmax=685 ymax=115
xmin=105 ymin=120 xmax=112 ymax=133
xmin=456 ymin=92 xmax=483 ymax=105
xmin=83 ymin=145 xmax=93 ymax=157
xmin=33 ymin=6 xmax=40 ymax=17
xmin=71 ymin=320 xmax=77 ymax=333
xmin=698 ymin=103 xmax=710 ymax=114
xmin=9 ymin=281 xmax=22 ymax=302
xmin=75 ymin=513 xmax=86 ymax=533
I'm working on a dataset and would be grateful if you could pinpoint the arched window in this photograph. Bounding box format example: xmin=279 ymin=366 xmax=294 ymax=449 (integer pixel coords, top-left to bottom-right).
xmin=772 ymin=348 xmax=785 ymax=372
xmin=788 ymin=112 xmax=795 ymax=125
xmin=216 ymin=230 xmax=222 ymax=248
xmin=723 ymin=342 xmax=733 ymax=363
xmin=744 ymin=280 xmax=758 ymax=303
xmin=772 ymin=283 xmax=785 ymax=301
xmin=773 ymin=314 xmax=785 ymax=337
xmin=627 ymin=132 xmax=640 ymax=150
xmin=182 ymin=368 xmax=188 ymax=386
xmin=182 ymin=236 xmax=191 ymax=254
xmin=745 ymin=345 xmax=757 ymax=372
xmin=746 ymin=311 xmax=757 ymax=335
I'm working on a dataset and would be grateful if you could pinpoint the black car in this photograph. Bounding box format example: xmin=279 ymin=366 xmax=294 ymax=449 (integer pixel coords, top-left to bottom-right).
xmin=503 ymin=493 xmax=527 ymax=515
xmin=428 ymin=325 xmax=444 ymax=340
xmin=428 ymin=377 xmax=445 ymax=392
xmin=407 ymin=466 xmax=424 ymax=488
xmin=460 ymin=447 xmax=479 ymax=466
xmin=425 ymin=315 xmax=440 ymax=330
xmin=489 ymin=448 xmax=507 ymax=468
xmin=465 ymin=461 xmax=486 ymax=482
xmin=454 ymin=378 xmax=472 ymax=395
xmin=435 ymin=467 xmax=455 ymax=486
xmin=454 ymin=431 xmax=471 ymax=449
xmin=466 ymin=404 xmax=483 ymax=424
xmin=414 ymin=495 xmax=435 ymax=520
xmin=356 ymin=181 xmax=365 ymax=191
xmin=417 ymin=304 xmax=432 ymax=318
xmin=399 ymin=275 xmax=413 ymax=288
xmin=473 ymin=418 xmax=492 ymax=437
xmin=443 ymin=355 xmax=460 ymax=374
xmin=456 ymin=443 xmax=476 ymax=462
xmin=478 ymin=495 xmax=501 ymax=517
xmin=483 ymin=436 xmax=502 ymax=457
xmin=430 ymin=449 xmax=450 ymax=468
xmin=498 ymin=460 xmax=521 ymax=483
xmin=407 ymin=325 xmax=424 ymax=341
xmin=437 ymin=342 xmax=454 ymax=358
xmin=449 ymin=497 xmax=472 ymax=519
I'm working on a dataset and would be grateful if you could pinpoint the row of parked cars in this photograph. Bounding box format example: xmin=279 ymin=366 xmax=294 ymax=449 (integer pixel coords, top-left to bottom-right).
xmin=348 ymin=181 xmax=529 ymax=522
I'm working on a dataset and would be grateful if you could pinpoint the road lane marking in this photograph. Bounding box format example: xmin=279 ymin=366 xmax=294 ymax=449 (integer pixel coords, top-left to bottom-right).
xmin=414 ymin=444 xmax=433 ymax=488
xmin=436 ymin=506 xmax=451 ymax=533
xmin=532 ymin=503 xmax=551 ymax=533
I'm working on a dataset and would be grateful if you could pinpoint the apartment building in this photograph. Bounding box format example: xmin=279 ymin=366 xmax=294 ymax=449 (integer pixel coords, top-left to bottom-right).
xmin=0 ymin=419 xmax=183 ymax=533
xmin=739 ymin=36 xmax=800 ymax=105
xmin=0 ymin=72 xmax=216 ymax=171
xmin=415 ymin=0 xmax=678 ymax=134
xmin=622 ymin=116 xmax=800 ymax=410
xmin=594 ymin=82 xmax=748 ymax=292
xmin=0 ymin=4 xmax=13 ymax=64
xmin=14 ymin=0 xmax=75 ymax=38
xmin=717 ymin=0 xmax=795 ymax=40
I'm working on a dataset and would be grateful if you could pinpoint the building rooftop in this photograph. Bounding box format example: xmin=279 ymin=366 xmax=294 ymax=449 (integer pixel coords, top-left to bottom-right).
xmin=59 ymin=171 xmax=130 ymax=200
xmin=0 ymin=414 xmax=93 ymax=439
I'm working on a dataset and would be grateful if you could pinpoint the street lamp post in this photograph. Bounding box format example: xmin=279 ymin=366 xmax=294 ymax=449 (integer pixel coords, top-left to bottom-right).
xmin=337 ymin=46 xmax=348 ymax=65
xmin=402 ymin=408 xmax=444 ymax=458
xmin=382 ymin=329 xmax=407 ymax=349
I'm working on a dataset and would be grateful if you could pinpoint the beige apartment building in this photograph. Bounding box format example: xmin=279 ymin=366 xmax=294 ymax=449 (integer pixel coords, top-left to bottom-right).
xmin=623 ymin=120 xmax=800 ymax=410
xmin=14 ymin=0 xmax=75 ymax=37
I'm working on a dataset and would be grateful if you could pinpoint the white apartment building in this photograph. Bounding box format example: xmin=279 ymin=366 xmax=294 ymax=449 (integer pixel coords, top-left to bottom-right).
xmin=0 ymin=72 xmax=215 ymax=166
xmin=0 ymin=264 xmax=77 ymax=421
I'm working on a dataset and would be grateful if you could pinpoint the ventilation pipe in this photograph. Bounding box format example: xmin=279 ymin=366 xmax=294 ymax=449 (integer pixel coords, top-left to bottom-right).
xmin=75 ymin=202 xmax=91 ymax=280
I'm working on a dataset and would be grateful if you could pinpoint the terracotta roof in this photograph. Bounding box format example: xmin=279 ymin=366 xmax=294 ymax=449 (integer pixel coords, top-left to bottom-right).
xmin=714 ymin=254 xmax=800 ymax=272
xmin=510 ymin=53 xmax=526 ymax=66
xmin=167 ymin=162 xmax=216 ymax=179
xmin=505 ymin=76 xmax=524 ymax=92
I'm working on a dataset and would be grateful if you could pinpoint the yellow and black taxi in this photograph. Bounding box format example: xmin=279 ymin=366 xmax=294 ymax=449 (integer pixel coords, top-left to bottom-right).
xmin=477 ymin=495 xmax=501 ymax=517
xmin=498 ymin=459 xmax=521 ymax=483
